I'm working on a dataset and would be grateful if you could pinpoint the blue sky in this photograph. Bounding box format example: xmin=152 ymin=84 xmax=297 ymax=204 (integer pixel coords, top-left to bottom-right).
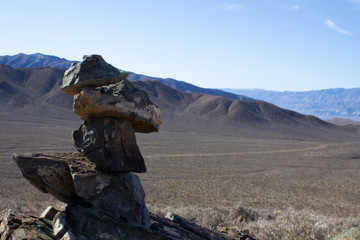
xmin=1 ymin=0 xmax=359 ymax=91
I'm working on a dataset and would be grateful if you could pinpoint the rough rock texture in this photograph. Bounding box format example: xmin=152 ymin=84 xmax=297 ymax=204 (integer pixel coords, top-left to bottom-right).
xmin=63 ymin=205 xmax=161 ymax=240
xmin=68 ymin=157 xmax=150 ymax=227
xmin=73 ymin=81 xmax=161 ymax=133
xmin=73 ymin=117 xmax=146 ymax=172
xmin=13 ymin=152 xmax=150 ymax=226
xmin=0 ymin=207 xmax=235 ymax=240
xmin=13 ymin=153 xmax=80 ymax=205
xmin=0 ymin=209 xmax=54 ymax=240
xmin=61 ymin=55 xmax=129 ymax=95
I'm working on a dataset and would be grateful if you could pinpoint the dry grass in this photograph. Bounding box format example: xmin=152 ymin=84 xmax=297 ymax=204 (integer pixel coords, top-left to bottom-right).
xmin=149 ymin=204 xmax=360 ymax=239
xmin=1 ymin=114 xmax=360 ymax=239
xmin=137 ymin=132 xmax=360 ymax=218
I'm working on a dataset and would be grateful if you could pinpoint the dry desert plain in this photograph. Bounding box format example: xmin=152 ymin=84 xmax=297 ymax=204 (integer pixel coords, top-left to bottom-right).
xmin=1 ymin=114 xmax=360 ymax=239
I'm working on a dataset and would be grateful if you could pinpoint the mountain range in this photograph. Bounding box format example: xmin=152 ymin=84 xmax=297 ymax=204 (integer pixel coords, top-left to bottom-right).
xmin=0 ymin=53 xmax=76 ymax=69
xmin=2 ymin=53 xmax=359 ymax=121
xmin=1 ymin=53 xmax=359 ymax=141
xmin=222 ymin=88 xmax=360 ymax=121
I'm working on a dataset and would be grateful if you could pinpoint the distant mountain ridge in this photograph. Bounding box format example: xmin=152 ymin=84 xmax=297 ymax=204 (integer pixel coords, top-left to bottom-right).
xmin=222 ymin=88 xmax=360 ymax=120
xmin=0 ymin=53 xmax=75 ymax=69
xmin=1 ymin=53 xmax=359 ymax=121
xmin=2 ymin=63 xmax=358 ymax=141
xmin=0 ymin=53 xmax=253 ymax=101
xmin=127 ymin=72 xmax=254 ymax=101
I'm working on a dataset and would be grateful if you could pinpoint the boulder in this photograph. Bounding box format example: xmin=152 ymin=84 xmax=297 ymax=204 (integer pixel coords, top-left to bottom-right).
xmin=13 ymin=152 xmax=150 ymax=226
xmin=68 ymin=158 xmax=150 ymax=227
xmin=73 ymin=80 xmax=161 ymax=133
xmin=73 ymin=117 xmax=147 ymax=172
xmin=61 ymin=55 xmax=128 ymax=95
xmin=13 ymin=153 xmax=81 ymax=205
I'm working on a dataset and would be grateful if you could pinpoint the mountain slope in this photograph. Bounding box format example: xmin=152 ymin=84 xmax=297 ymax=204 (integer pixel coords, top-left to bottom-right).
xmin=223 ymin=88 xmax=360 ymax=120
xmin=0 ymin=53 xmax=75 ymax=69
xmin=132 ymin=80 xmax=358 ymax=140
xmin=127 ymin=72 xmax=254 ymax=101
xmin=0 ymin=64 xmax=74 ymax=118
xmin=3 ymin=53 xmax=359 ymax=122
xmin=0 ymin=53 xmax=253 ymax=101
xmin=0 ymin=62 xmax=359 ymax=140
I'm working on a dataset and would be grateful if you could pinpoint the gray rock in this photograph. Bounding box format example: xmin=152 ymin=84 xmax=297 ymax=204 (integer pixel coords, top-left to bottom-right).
xmin=64 ymin=205 xmax=164 ymax=240
xmin=73 ymin=80 xmax=161 ymax=133
xmin=13 ymin=153 xmax=82 ymax=205
xmin=40 ymin=206 xmax=59 ymax=221
xmin=53 ymin=211 xmax=69 ymax=238
xmin=61 ymin=55 xmax=129 ymax=95
xmin=13 ymin=152 xmax=150 ymax=226
xmin=68 ymin=157 xmax=150 ymax=226
xmin=1 ymin=207 xmax=235 ymax=240
xmin=73 ymin=117 xmax=147 ymax=172
xmin=0 ymin=209 xmax=55 ymax=240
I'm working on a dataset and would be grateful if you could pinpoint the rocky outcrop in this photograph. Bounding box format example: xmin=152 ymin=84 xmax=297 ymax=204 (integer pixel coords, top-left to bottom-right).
xmin=1 ymin=207 xmax=234 ymax=240
xmin=14 ymin=152 xmax=149 ymax=226
xmin=7 ymin=55 xmax=233 ymax=239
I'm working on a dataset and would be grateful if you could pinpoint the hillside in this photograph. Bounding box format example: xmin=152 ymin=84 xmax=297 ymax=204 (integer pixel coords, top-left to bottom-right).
xmin=223 ymin=88 xmax=360 ymax=120
xmin=132 ymin=80 xmax=360 ymax=140
xmin=0 ymin=64 xmax=74 ymax=119
xmin=0 ymin=53 xmax=75 ymax=69
xmin=1 ymin=64 xmax=358 ymax=140
xmin=1 ymin=53 xmax=359 ymax=122
xmin=127 ymin=72 xmax=254 ymax=101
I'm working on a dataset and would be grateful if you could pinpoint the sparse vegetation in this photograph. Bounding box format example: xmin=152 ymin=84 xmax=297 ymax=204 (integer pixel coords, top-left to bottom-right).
xmin=1 ymin=115 xmax=360 ymax=239
xmin=149 ymin=204 xmax=360 ymax=240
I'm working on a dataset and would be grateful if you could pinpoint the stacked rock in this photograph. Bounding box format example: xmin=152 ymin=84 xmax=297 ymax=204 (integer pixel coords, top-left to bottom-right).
xmin=10 ymin=55 xmax=236 ymax=240
xmin=13 ymin=55 xmax=163 ymax=239
xmin=65 ymin=54 xmax=160 ymax=173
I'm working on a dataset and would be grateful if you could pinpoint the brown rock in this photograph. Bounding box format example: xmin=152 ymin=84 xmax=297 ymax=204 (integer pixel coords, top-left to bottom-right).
xmin=73 ymin=80 xmax=161 ymax=133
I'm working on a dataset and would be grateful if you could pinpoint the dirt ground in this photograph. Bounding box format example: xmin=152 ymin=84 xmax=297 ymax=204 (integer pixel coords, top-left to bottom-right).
xmin=1 ymin=115 xmax=360 ymax=221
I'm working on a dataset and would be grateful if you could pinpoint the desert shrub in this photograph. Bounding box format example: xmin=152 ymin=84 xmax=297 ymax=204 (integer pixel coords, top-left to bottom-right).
xmin=253 ymin=208 xmax=360 ymax=240
xmin=148 ymin=204 xmax=360 ymax=240
xmin=330 ymin=227 xmax=360 ymax=240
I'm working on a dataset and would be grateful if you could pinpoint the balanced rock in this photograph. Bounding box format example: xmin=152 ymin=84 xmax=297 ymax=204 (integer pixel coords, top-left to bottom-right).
xmin=73 ymin=80 xmax=161 ymax=133
xmin=73 ymin=117 xmax=146 ymax=172
xmin=61 ymin=55 xmax=129 ymax=95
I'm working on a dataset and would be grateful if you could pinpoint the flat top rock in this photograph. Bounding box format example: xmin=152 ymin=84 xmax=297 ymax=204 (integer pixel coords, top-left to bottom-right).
xmin=61 ymin=55 xmax=129 ymax=95
xmin=73 ymin=81 xmax=161 ymax=133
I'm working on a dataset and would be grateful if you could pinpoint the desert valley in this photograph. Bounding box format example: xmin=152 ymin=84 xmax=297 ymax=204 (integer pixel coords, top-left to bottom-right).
xmin=1 ymin=54 xmax=360 ymax=239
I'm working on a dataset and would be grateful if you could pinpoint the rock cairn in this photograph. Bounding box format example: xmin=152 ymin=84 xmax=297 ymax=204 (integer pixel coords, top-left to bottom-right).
xmin=6 ymin=55 xmax=234 ymax=240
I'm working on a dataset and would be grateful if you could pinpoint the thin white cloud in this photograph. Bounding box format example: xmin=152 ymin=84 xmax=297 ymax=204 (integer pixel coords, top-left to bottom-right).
xmin=324 ymin=19 xmax=352 ymax=35
xmin=290 ymin=5 xmax=300 ymax=11
xmin=220 ymin=2 xmax=245 ymax=12
xmin=349 ymin=0 xmax=360 ymax=10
